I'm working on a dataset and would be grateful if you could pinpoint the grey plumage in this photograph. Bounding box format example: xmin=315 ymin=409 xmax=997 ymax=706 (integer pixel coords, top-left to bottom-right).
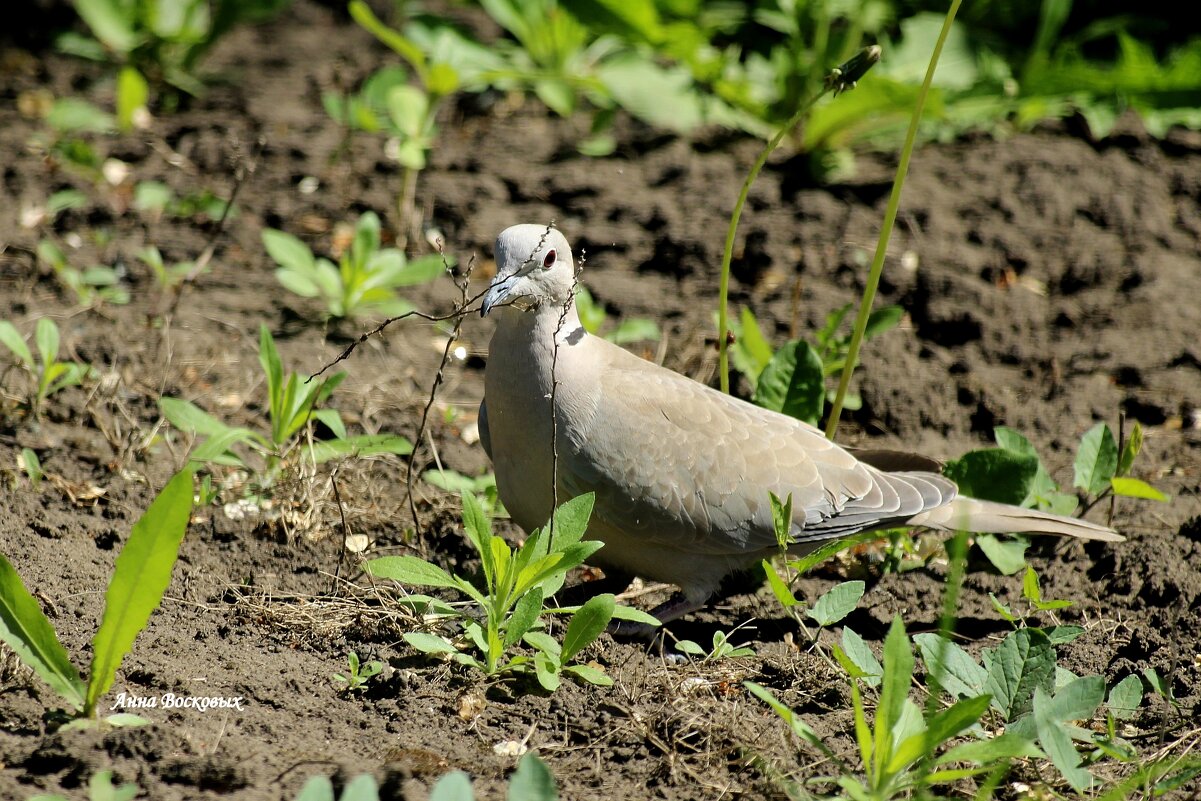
xmin=479 ymin=224 xmax=1121 ymax=622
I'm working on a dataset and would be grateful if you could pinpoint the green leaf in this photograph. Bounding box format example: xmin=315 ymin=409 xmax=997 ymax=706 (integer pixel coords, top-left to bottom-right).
xmin=936 ymin=731 xmax=1042 ymax=765
xmin=508 ymin=753 xmax=558 ymax=801
xmin=159 ymin=397 xmax=237 ymax=439
xmin=1045 ymin=675 xmax=1105 ymax=722
xmin=461 ymin=491 xmax=495 ymax=587
xmin=86 ymin=468 xmax=194 ymax=714
xmin=1110 ymin=477 xmax=1167 ymax=501
xmin=367 ymin=556 xmax=462 ymax=591
xmin=745 ymin=682 xmax=832 ymax=754
xmin=561 ymin=593 xmax=614 ymax=662
xmin=262 ymin=229 xmax=315 ymax=274
xmin=35 ymin=318 xmax=60 ymax=369
xmin=403 ymin=632 xmax=459 ymax=656
xmin=1074 ymin=423 xmax=1118 ymax=495
xmin=730 ymin=307 xmax=773 ymax=382
xmin=807 ymin=580 xmax=864 ymax=626
xmin=1043 ymin=625 xmax=1085 ymax=645
xmin=1117 ymin=422 xmax=1143 ymax=477
xmin=349 ymin=0 xmax=426 ymax=74
xmin=606 ymin=318 xmax=660 ymax=345
xmin=294 ymin=775 xmax=335 ymax=801
xmin=116 ymin=66 xmax=148 ymax=132
xmin=534 ymin=650 xmax=561 ymax=692
xmin=430 ymin=771 xmax=475 ymax=801
xmin=307 ymin=434 xmax=413 ymax=463
xmin=504 ymin=588 xmax=543 ymax=649
xmin=1034 ymin=687 xmax=1094 ymax=790
xmin=387 ymin=85 xmax=430 ymax=139
xmin=754 ymin=340 xmax=825 ymax=425
xmin=841 ymin=627 xmax=882 ymax=688
xmin=0 ymin=321 xmax=33 ymax=367
xmin=761 ymin=560 xmax=798 ymax=608
xmin=975 ymin=534 xmax=1028 ymax=575
xmin=74 ymin=0 xmax=138 ymax=53
xmin=562 ymin=663 xmax=612 ymax=686
xmin=0 ymin=553 xmax=87 ymax=711
xmin=982 ymin=628 xmax=1056 ymax=721
xmin=47 ymin=98 xmax=114 ymax=133
xmin=276 ymin=269 xmax=321 ymax=298
xmin=769 ymin=491 xmax=793 ymax=550
xmin=944 ymin=448 xmax=1038 ymax=506
xmin=863 ymin=305 xmax=904 ymax=339
xmin=1107 ymin=674 xmax=1143 ymax=720
xmin=914 ymin=633 xmax=987 ymax=700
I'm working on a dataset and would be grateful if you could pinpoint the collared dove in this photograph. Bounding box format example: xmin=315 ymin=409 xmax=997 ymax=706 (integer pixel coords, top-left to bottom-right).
xmin=478 ymin=224 xmax=1121 ymax=624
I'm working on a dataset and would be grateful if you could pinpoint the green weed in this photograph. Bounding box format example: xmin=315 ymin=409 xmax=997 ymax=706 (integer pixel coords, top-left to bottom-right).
xmin=0 ymin=317 xmax=97 ymax=416
xmin=159 ymin=324 xmax=412 ymax=498
xmin=28 ymin=770 xmax=139 ymax=801
xmin=332 ymin=651 xmax=382 ymax=694
xmin=37 ymin=240 xmax=129 ymax=308
xmin=263 ymin=212 xmax=445 ymax=319
xmin=366 ymin=492 xmax=657 ymax=691
xmin=575 ymin=287 xmax=660 ymax=345
xmin=0 ymin=469 xmax=194 ymax=725
xmin=293 ymin=752 xmax=559 ymax=801
xmin=674 ymin=627 xmax=755 ymax=662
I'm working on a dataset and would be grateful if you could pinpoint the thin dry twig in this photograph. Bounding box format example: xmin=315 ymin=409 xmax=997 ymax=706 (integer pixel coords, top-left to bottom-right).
xmin=548 ymin=240 xmax=582 ymax=544
xmin=404 ymin=244 xmax=477 ymax=535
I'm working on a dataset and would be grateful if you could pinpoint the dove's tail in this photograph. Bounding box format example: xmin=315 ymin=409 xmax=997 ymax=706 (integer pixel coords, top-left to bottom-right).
xmin=908 ymin=496 xmax=1123 ymax=542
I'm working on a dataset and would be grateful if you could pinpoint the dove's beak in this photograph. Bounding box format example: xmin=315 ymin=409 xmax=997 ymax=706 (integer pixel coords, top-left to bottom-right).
xmin=480 ymin=275 xmax=512 ymax=317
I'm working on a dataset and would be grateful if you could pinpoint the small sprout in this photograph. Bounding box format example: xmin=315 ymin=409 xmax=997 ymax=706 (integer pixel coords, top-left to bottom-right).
xmin=675 ymin=629 xmax=755 ymax=662
xmin=333 ymin=652 xmax=383 ymax=694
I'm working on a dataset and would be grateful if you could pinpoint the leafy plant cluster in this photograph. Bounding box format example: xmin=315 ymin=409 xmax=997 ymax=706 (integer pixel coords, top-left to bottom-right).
xmin=730 ymin=302 xmax=903 ymax=426
xmin=0 ymin=317 xmax=97 ymax=417
xmin=365 ymin=492 xmax=657 ymax=691
xmin=945 ymin=423 xmax=1166 ymax=574
xmin=159 ymin=324 xmax=412 ymax=505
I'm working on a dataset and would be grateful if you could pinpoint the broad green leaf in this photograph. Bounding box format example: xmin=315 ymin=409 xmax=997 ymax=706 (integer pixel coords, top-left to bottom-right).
xmin=944 ymin=448 xmax=1037 ymax=506
xmin=863 ymin=305 xmax=904 ymax=339
xmin=754 ymin=340 xmax=825 ymax=425
xmin=523 ymin=630 xmax=561 ymax=660
xmin=841 ymin=627 xmax=882 ymax=688
xmin=507 ymin=753 xmax=558 ymax=801
xmin=403 ymin=632 xmax=459 ymax=656
xmin=534 ymin=650 xmax=561 ymax=692
xmin=1043 ymin=625 xmax=1085 ymax=645
xmin=159 ymin=396 xmax=236 ymax=438
xmin=1106 ymin=674 xmax=1143 ymax=720
xmin=975 ymin=534 xmax=1028 ymax=575
xmin=606 ymin=318 xmax=660 ymax=345
xmin=74 ymin=0 xmax=137 ymax=52
xmin=35 ymin=318 xmax=60 ymax=368
xmin=807 ymin=580 xmax=864 ymax=626
xmin=504 ymin=588 xmax=543 ymax=649
xmin=0 ymin=553 xmax=87 ymax=711
xmin=307 ymin=434 xmax=413 ymax=463
xmin=562 ymin=663 xmax=612 ymax=686
xmin=86 ymin=468 xmax=194 ymax=714
xmin=560 ymin=0 xmax=661 ymax=43
xmin=276 ymin=269 xmax=321 ymax=298
xmin=367 ymin=556 xmax=463 ymax=591
xmin=1117 ymin=422 xmax=1143 ymax=476
xmin=339 ymin=774 xmax=380 ymax=801
xmin=0 ymin=322 xmax=33 ymax=367
xmin=1044 ymin=675 xmax=1105 ymax=723
xmin=982 ymin=628 xmax=1055 ymax=721
xmin=103 ymin=713 xmax=150 ymax=729
xmin=1034 ymin=687 xmax=1095 ymax=790
xmin=190 ymin=427 xmax=257 ymax=466
xmin=430 ymin=771 xmax=475 ymax=801
xmin=936 ymin=731 xmax=1042 ymax=764
xmin=1110 ymin=477 xmax=1167 ymax=501
xmin=914 ymin=633 xmax=987 ymax=700
xmin=1074 ymin=423 xmax=1118 ymax=495
xmin=387 ymin=85 xmax=429 ymax=138
xmin=262 ymin=229 xmax=315 ymax=273
xmin=561 ymin=593 xmax=614 ymax=662
xmin=46 ymin=98 xmax=114 ymax=133
xmin=423 ymin=469 xmax=488 ymax=493
xmin=385 ymin=254 xmax=447 ymax=287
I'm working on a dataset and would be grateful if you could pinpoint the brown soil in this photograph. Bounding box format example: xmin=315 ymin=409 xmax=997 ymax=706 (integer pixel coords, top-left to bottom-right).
xmin=2 ymin=3 xmax=1199 ymax=800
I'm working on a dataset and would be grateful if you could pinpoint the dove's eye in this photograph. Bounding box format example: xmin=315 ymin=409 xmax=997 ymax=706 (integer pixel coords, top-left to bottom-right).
xmin=542 ymin=250 xmax=556 ymax=269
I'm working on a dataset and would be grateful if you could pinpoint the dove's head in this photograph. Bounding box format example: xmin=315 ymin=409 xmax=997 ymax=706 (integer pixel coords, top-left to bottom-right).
xmin=481 ymin=224 xmax=576 ymax=316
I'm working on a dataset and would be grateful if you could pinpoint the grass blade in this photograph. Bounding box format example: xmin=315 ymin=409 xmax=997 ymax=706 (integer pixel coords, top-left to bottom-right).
xmin=0 ymin=553 xmax=86 ymax=711
xmin=85 ymin=468 xmax=194 ymax=715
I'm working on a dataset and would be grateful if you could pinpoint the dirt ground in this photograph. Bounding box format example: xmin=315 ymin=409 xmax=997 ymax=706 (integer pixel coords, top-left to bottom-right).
xmin=2 ymin=3 xmax=1199 ymax=799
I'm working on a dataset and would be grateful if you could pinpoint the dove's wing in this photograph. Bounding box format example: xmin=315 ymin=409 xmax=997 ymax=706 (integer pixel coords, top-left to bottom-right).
xmin=557 ymin=337 xmax=957 ymax=555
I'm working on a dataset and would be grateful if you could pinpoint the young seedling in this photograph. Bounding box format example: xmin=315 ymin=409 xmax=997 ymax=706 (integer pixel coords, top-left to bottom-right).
xmin=366 ymin=492 xmax=657 ymax=691
xmin=0 ymin=317 xmax=96 ymax=416
xmin=293 ymin=752 xmax=559 ymax=801
xmin=750 ymin=616 xmax=1033 ymax=799
xmin=36 ymin=240 xmax=129 ymax=308
xmin=159 ymin=325 xmax=412 ymax=498
xmin=0 ymin=468 xmax=194 ymax=727
xmin=263 ymin=212 xmax=445 ymax=319
xmin=674 ymin=628 xmax=755 ymax=662
xmin=332 ymin=651 xmax=382 ymax=694
xmin=138 ymin=245 xmax=195 ymax=290
xmin=28 ymin=770 xmax=139 ymax=801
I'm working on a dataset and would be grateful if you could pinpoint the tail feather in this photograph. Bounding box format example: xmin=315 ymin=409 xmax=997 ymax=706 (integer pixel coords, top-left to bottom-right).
xmin=909 ymin=496 xmax=1123 ymax=542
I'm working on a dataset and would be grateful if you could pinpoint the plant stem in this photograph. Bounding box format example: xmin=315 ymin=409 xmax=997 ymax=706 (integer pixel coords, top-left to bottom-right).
xmin=398 ymin=165 xmax=419 ymax=251
xmin=717 ymin=46 xmax=880 ymax=394
xmin=717 ymin=94 xmax=829 ymax=394
xmin=825 ymin=0 xmax=962 ymax=440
